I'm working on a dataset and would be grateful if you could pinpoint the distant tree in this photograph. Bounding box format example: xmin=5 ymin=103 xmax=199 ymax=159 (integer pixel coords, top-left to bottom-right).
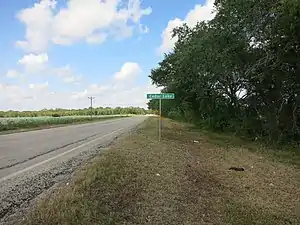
xmin=1 ymin=107 xmax=149 ymax=118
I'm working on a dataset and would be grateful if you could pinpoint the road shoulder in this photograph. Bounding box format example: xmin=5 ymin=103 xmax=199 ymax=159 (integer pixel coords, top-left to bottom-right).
xmin=16 ymin=118 xmax=300 ymax=225
xmin=0 ymin=120 xmax=140 ymax=225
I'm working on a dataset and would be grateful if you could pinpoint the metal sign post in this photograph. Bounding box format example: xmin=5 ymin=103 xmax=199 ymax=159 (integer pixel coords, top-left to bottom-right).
xmin=159 ymin=98 xmax=162 ymax=141
xmin=147 ymin=93 xmax=175 ymax=141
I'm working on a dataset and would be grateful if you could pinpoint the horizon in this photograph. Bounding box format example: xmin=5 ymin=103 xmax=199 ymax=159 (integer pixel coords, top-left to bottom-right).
xmin=0 ymin=105 xmax=151 ymax=113
xmin=0 ymin=0 xmax=214 ymax=111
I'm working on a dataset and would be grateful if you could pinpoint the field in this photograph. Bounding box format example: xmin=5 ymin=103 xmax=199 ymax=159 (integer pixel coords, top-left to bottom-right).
xmin=0 ymin=115 xmax=129 ymax=133
xmin=20 ymin=117 xmax=300 ymax=225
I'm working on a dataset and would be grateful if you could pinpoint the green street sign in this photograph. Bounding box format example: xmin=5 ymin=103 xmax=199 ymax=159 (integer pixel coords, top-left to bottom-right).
xmin=147 ymin=93 xmax=175 ymax=100
xmin=146 ymin=93 xmax=175 ymax=142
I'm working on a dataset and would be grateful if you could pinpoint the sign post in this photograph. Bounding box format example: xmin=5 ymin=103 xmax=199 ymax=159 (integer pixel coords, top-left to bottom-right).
xmin=147 ymin=93 xmax=175 ymax=141
xmin=159 ymin=98 xmax=162 ymax=141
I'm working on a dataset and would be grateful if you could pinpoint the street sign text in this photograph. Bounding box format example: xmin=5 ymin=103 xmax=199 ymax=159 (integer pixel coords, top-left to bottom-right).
xmin=147 ymin=93 xmax=175 ymax=100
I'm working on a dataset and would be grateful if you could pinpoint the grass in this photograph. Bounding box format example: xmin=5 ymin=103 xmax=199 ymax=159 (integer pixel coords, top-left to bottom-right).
xmin=191 ymin=127 xmax=300 ymax=167
xmin=0 ymin=115 xmax=130 ymax=134
xmin=19 ymin=118 xmax=300 ymax=225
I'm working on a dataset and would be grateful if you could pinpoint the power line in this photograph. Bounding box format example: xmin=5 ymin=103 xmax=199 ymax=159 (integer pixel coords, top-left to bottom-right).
xmin=88 ymin=96 xmax=95 ymax=118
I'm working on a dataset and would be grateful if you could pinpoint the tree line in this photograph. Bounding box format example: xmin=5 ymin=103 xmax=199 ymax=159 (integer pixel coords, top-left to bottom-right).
xmin=0 ymin=107 xmax=151 ymax=118
xmin=148 ymin=0 xmax=300 ymax=144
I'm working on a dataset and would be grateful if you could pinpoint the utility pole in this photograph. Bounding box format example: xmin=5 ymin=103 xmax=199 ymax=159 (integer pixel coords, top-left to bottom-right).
xmin=88 ymin=96 xmax=95 ymax=119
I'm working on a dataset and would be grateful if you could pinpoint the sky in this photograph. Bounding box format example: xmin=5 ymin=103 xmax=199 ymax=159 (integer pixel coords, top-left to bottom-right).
xmin=0 ymin=0 xmax=215 ymax=111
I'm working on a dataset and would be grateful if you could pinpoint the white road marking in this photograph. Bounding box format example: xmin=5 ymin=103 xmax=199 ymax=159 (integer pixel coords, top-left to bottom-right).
xmin=0 ymin=128 xmax=124 ymax=183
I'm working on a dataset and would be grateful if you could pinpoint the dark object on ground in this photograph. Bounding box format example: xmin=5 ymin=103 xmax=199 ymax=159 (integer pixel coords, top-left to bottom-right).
xmin=229 ymin=167 xmax=245 ymax=171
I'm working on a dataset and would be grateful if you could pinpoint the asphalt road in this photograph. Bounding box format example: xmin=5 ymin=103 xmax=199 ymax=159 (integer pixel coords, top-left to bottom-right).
xmin=0 ymin=116 xmax=146 ymax=183
xmin=0 ymin=116 xmax=147 ymax=222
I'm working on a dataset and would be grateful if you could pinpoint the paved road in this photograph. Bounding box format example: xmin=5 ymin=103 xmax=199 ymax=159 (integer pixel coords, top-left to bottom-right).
xmin=0 ymin=116 xmax=147 ymax=223
xmin=0 ymin=116 xmax=146 ymax=183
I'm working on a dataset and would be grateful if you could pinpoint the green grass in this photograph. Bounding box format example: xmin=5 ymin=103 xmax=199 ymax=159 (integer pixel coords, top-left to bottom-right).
xmin=18 ymin=118 xmax=300 ymax=225
xmin=190 ymin=128 xmax=300 ymax=167
xmin=0 ymin=115 xmax=130 ymax=134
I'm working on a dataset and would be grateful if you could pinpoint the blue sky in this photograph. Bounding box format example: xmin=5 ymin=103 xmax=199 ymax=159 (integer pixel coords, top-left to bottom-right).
xmin=0 ymin=0 xmax=215 ymax=110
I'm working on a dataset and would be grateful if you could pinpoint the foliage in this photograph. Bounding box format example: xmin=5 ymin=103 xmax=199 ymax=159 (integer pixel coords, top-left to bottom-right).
xmin=0 ymin=107 xmax=147 ymax=118
xmin=0 ymin=116 xmax=128 ymax=132
xmin=148 ymin=0 xmax=300 ymax=144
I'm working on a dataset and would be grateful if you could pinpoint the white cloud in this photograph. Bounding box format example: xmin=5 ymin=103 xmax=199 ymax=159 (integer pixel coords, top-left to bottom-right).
xmin=0 ymin=80 xmax=160 ymax=110
xmin=158 ymin=18 xmax=183 ymax=54
xmin=158 ymin=0 xmax=216 ymax=54
xmin=184 ymin=1 xmax=216 ymax=26
xmin=88 ymin=84 xmax=111 ymax=94
xmin=114 ymin=62 xmax=141 ymax=81
xmin=69 ymin=62 xmax=161 ymax=108
xmin=6 ymin=59 xmax=81 ymax=85
xmin=16 ymin=0 xmax=56 ymax=53
xmin=0 ymin=82 xmax=50 ymax=110
xmin=71 ymin=81 xmax=161 ymax=108
xmin=6 ymin=70 xmax=21 ymax=78
xmin=29 ymin=81 xmax=49 ymax=91
xmin=18 ymin=53 xmax=49 ymax=72
xmin=139 ymin=23 xmax=150 ymax=34
xmin=16 ymin=0 xmax=152 ymax=53
xmin=0 ymin=61 xmax=161 ymax=110
xmin=110 ymin=83 xmax=161 ymax=107
xmin=54 ymin=64 xmax=72 ymax=77
xmin=71 ymin=84 xmax=110 ymax=99
xmin=63 ymin=75 xmax=82 ymax=84
xmin=0 ymin=84 xmax=21 ymax=94
xmin=53 ymin=65 xmax=82 ymax=84
xmin=86 ymin=33 xmax=107 ymax=44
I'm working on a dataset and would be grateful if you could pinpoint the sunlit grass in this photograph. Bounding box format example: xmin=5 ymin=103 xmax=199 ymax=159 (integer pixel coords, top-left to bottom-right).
xmin=20 ymin=118 xmax=300 ymax=225
xmin=0 ymin=115 xmax=129 ymax=132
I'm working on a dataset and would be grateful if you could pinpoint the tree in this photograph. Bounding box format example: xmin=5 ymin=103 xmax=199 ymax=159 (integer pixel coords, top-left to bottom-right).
xmin=148 ymin=0 xmax=300 ymax=143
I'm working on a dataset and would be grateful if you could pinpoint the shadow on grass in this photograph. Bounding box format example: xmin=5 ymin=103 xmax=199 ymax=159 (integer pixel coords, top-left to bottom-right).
xmin=183 ymin=123 xmax=300 ymax=167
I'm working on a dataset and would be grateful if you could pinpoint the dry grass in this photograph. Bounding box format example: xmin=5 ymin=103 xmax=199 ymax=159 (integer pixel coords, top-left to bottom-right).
xmin=20 ymin=118 xmax=300 ymax=225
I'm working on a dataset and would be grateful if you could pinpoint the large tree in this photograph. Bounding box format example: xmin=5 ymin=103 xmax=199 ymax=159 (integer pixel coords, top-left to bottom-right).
xmin=149 ymin=0 xmax=300 ymax=143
